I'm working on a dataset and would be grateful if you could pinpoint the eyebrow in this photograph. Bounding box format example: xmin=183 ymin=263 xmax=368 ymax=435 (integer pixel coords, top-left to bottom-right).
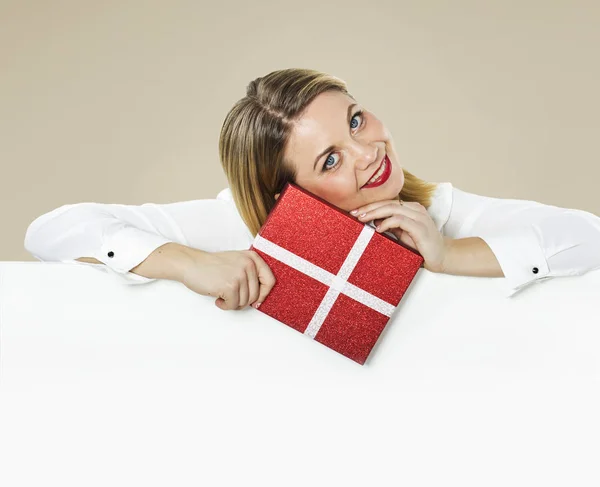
xmin=312 ymin=103 xmax=358 ymax=171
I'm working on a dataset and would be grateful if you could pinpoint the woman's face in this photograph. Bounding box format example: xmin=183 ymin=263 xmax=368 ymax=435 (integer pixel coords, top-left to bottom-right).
xmin=281 ymin=90 xmax=404 ymax=211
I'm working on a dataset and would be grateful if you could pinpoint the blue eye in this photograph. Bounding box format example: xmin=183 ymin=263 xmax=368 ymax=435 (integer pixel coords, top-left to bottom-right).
xmin=322 ymin=110 xmax=364 ymax=172
xmin=323 ymin=153 xmax=339 ymax=170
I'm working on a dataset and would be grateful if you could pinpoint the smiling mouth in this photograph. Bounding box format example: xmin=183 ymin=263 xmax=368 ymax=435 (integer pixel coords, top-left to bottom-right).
xmin=361 ymin=155 xmax=389 ymax=188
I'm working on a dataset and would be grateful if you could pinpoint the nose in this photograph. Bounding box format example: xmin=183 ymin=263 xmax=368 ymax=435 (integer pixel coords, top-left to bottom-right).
xmin=353 ymin=144 xmax=378 ymax=171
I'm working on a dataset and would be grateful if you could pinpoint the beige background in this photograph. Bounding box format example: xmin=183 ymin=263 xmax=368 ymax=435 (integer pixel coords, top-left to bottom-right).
xmin=2 ymin=0 xmax=599 ymax=261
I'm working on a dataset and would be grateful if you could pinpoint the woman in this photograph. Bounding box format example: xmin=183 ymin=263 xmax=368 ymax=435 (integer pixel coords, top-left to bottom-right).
xmin=24 ymin=68 xmax=600 ymax=310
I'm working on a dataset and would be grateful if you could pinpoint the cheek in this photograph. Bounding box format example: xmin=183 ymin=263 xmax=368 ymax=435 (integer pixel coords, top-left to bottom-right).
xmin=317 ymin=178 xmax=346 ymax=196
xmin=312 ymin=174 xmax=354 ymax=199
xmin=374 ymin=122 xmax=389 ymax=140
xmin=367 ymin=120 xmax=392 ymax=148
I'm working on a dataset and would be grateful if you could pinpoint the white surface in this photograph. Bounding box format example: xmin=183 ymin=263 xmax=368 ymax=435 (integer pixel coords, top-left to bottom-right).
xmin=1 ymin=261 xmax=599 ymax=487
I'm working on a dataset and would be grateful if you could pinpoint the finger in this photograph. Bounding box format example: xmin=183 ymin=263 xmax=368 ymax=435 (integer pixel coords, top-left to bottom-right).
xmin=237 ymin=273 xmax=249 ymax=310
xmin=216 ymin=290 xmax=237 ymax=310
xmin=215 ymin=297 xmax=226 ymax=310
xmin=245 ymin=261 xmax=259 ymax=307
xmin=354 ymin=199 xmax=425 ymax=217
xmin=410 ymin=202 xmax=428 ymax=214
xmin=247 ymin=251 xmax=277 ymax=305
xmin=223 ymin=283 xmax=240 ymax=310
xmin=351 ymin=199 xmax=395 ymax=216
xmin=352 ymin=197 xmax=423 ymax=215
xmin=376 ymin=215 xmax=418 ymax=235
xmin=359 ymin=203 xmax=419 ymax=223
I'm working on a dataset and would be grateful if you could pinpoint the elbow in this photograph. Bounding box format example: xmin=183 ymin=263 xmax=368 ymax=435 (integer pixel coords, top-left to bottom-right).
xmin=23 ymin=203 xmax=80 ymax=260
xmin=24 ymin=225 xmax=50 ymax=262
xmin=24 ymin=222 xmax=41 ymax=257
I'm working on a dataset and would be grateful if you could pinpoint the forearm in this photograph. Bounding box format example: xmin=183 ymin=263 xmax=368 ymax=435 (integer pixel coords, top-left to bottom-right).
xmin=127 ymin=242 xmax=198 ymax=282
xmin=440 ymin=237 xmax=505 ymax=278
xmin=76 ymin=242 xmax=197 ymax=282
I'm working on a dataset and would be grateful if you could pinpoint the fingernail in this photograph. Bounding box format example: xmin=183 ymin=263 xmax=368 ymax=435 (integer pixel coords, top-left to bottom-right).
xmin=253 ymin=302 xmax=262 ymax=309
xmin=359 ymin=213 xmax=367 ymax=218
xmin=350 ymin=210 xmax=358 ymax=215
xmin=375 ymin=226 xmax=381 ymax=232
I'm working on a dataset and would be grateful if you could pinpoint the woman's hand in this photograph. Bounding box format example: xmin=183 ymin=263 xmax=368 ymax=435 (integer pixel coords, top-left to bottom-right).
xmin=350 ymin=200 xmax=450 ymax=273
xmin=181 ymin=249 xmax=276 ymax=311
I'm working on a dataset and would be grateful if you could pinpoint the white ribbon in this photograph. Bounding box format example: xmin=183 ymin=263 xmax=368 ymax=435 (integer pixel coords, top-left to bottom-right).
xmin=252 ymin=225 xmax=396 ymax=339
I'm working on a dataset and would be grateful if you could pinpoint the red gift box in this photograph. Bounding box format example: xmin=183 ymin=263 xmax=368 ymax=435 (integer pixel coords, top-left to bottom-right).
xmin=249 ymin=183 xmax=424 ymax=365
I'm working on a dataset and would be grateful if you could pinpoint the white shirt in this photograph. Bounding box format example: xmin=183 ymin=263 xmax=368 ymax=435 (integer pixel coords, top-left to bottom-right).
xmin=23 ymin=182 xmax=600 ymax=298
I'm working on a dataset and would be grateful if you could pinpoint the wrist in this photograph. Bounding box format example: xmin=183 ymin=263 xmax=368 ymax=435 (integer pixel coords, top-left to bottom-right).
xmin=437 ymin=236 xmax=454 ymax=274
xmin=160 ymin=243 xmax=198 ymax=283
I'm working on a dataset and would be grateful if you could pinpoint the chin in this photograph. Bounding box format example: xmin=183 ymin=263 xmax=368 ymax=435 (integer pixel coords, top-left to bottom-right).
xmin=383 ymin=169 xmax=404 ymax=198
xmin=391 ymin=166 xmax=405 ymax=194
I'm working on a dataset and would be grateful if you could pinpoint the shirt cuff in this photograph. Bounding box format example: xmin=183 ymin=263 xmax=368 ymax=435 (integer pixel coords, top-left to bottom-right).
xmin=96 ymin=225 xmax=174 ymax=278
xmin=477 ymin=224 xmax=550 ymax=298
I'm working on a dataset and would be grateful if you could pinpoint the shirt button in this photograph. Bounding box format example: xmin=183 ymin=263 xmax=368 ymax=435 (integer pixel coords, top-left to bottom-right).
xmin=532 ymin=267 xmax=539 ymax=274
xmin=108 ymin=251 xmax=114 ymax=258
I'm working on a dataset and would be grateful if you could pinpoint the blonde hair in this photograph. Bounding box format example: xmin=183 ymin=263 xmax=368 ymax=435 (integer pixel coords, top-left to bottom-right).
xmin=219 ymin=68 xmax=438 ymax=237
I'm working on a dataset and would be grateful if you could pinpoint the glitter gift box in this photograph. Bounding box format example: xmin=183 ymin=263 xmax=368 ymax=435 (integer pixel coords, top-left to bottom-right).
xmin=249 ymin=182 xmax=424 ymax=365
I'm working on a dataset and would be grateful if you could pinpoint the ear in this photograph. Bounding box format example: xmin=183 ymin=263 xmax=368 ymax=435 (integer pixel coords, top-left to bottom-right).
xmin=274 ymin=193 xmax=280 ymax=201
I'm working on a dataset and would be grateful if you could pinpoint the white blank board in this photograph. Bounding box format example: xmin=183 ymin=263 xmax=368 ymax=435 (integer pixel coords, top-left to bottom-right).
xmin=1 ymin=261 xmax=599 ymax=487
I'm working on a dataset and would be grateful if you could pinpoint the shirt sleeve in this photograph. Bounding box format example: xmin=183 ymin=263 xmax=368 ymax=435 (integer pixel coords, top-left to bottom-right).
xmin=444 ymin=187 xmax=600 ymax=297
xmin=24 ymin=188 xmax=254 ymax=285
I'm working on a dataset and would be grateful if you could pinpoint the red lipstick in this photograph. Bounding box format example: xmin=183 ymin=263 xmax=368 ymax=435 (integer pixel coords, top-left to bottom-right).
xmin=362 ymin=155 xmax=391 ymax=189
